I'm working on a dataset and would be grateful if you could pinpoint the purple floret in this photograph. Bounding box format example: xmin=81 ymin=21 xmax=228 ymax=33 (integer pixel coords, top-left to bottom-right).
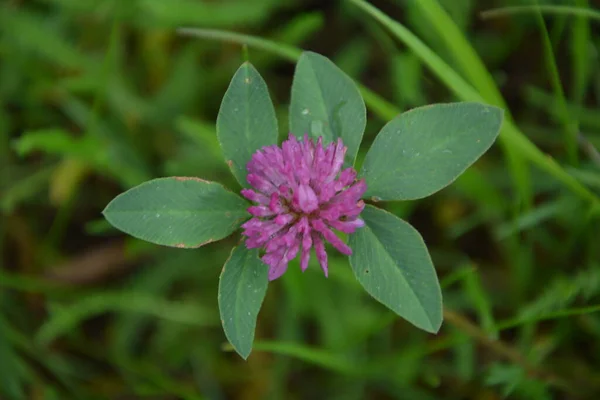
xmin=241 ymin=134 xmax=367 ymax=280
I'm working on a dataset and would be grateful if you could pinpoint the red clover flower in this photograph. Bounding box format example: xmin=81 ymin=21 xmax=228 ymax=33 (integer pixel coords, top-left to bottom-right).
xmin=241 ymin=134 xmax=367 ymax=280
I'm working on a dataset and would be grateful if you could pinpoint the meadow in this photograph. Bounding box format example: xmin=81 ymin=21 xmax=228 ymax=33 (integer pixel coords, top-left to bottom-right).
xmin=1 ymin=0 xmax=600 ymax=399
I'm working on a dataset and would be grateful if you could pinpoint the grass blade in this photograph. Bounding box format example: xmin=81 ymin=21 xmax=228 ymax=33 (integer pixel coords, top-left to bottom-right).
xmin=571 ymin=0 xmax=592 ymax=106
xmin=240 ymin=341 xmax=358 ymax=374
xmin=177 ymin=27 xmax=398 ymax=120
xmin=531 ymin=0 xmax=579 ymax=164
xmin=481 ymin=5 xmax=600 ymax=22
xmin=405 ymin=0 xmax=533 ymax=210
xmin=348 ymin=0 xmax=600 ymax=209
xmin=37 ymin=292 xmax=217 ymax=345
xmin=497 ymin=304 xmax=600 ymax=331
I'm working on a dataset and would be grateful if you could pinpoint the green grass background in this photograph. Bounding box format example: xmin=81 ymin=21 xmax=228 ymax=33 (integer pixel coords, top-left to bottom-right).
xmin=2 ymin=0 xmax=600 ymax=399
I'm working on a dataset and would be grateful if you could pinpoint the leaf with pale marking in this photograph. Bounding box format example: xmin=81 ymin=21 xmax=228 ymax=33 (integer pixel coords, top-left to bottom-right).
xmin=103 ymin=177 xmax=248 ymax=248
xmin=361 ymin=102 xmax=503 ymax=200
xmin=219 ymin=245 xmax=269 ymax=359
xmin=349 ymin=205 xmax=443 ymax=333
xmin=289 ymin=51 xmax=366 ymax=165
xmin=217 ymin=62 xmax=278 ymax=187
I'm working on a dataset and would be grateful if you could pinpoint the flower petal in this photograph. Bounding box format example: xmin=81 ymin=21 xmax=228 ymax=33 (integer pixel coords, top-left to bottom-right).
xmin=312 ymin=233 xmax=328 ymax=277
xmin=311 ymin=219 xmax=352 ymax=255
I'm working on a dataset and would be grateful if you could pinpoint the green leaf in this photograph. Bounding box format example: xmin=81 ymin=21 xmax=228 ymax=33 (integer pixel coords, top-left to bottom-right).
xmin=218 ymin=245 xmax=269 ymax=359
xmin=361 ymin=102 xmax=503 ymax=201
xmin=289 ymin=51 xmax=366 ymax=164
xmin=103 ymin=177 xmax=248 ymax=248
xmin=217 ymin=62 xmax=278 ymax=187
xmin=349 ymin=205 xmax=442 ymax=333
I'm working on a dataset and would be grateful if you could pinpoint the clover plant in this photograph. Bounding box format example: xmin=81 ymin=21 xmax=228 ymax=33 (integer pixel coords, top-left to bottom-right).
xmin=103 ymin=51 xmax=503 ymax=359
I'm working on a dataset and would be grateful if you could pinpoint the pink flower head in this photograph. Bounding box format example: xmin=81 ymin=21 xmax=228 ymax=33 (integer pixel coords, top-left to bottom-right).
xmin=241 ymin=134 xmax=367 ymax=280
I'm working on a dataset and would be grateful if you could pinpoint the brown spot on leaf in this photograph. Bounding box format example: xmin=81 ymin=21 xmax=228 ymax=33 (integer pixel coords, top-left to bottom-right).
xmin=227 ymin=160 xmax=233 ymax=168
xmin=172 ymin=238 xmax=215 ymax=249
xmin=194 ymin=238 xmax=216 ymax=248
xmin=174 ymin=176 xmax=210 ymax=183
xmin=225 ymin=212 xmax=231 ymax=217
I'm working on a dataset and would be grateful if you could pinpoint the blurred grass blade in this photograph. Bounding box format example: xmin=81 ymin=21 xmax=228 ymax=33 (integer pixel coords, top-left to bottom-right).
xmin=272 ymin=12 xmax=324 ymax=46
xmin=1 ymin=166 xmax=55 ymax=213
xmin=495 ymin=198 xmax=573 ymax=239
xmin=178 ymin=28 xmax=398 ymax=120
xmin=345 ymin=1 xmax=480 ymax=101
xmin=0 ymin=315 xmax=26 ymax=399
xmin=567 ymin=168 xmax=600 ymax=190
xmin=408 ymin=0 xmax=530 ymax=206
xmin=531 ymin=0 xmax=579 ymax=164
xmin=525 ymin=86 xmax=600 ymax=130
xmin=0 ymin=270 xmax=76 ymax=295
xmin=139 ymin=0 xmax=278 ymax=28
xmin=571 ymin=0 xmax=592 ymax=107
xmin=496 ymin=267 xmax=600 ymax=330
xmin=463 ymin=272 xmax=496 ymax=337
xmin=37 ymin=292 xmax=217 ymax=345
xmin=244 ymin=13 xmax=324 ymax=69
xmin=243 ymin=341 xmax=358 ymax=375
xmin=497 ymin=304 xmax=600 ymax=331
xmin=348 ymin=0 xmax=600 ymax=209
xmin=14 ymin=128 xmax=102 ymax=160
xmin=178 ymin=27 xmax=301 ymax=60
xmin=440 ymin=265 xmax=477 ymax=289
xmin=410 ymin=0 xmax=506 ymax=107
xmin=0 ymin=7 xmax=89 ymax=69
xmin=481 ymin=5 xmax=600 ymax=22
xmin=111 ymin=251 xmax=218 ymax=360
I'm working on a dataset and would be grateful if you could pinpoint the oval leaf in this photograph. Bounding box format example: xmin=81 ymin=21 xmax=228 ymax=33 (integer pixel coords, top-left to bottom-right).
xmin=289 ymin=51 xmax=366 ymax=165
xmin=103 ymin=177 xmax=248 ymax=248
xmin=361 ymin=102 xmax=503 ymax=200
xmin=218 ymin=245 xmax=269 ymax=359
xmin=217 ymin=61 xmax=279 ymax=187
xmin=349 ymin=205 xmax=442 ymax=333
